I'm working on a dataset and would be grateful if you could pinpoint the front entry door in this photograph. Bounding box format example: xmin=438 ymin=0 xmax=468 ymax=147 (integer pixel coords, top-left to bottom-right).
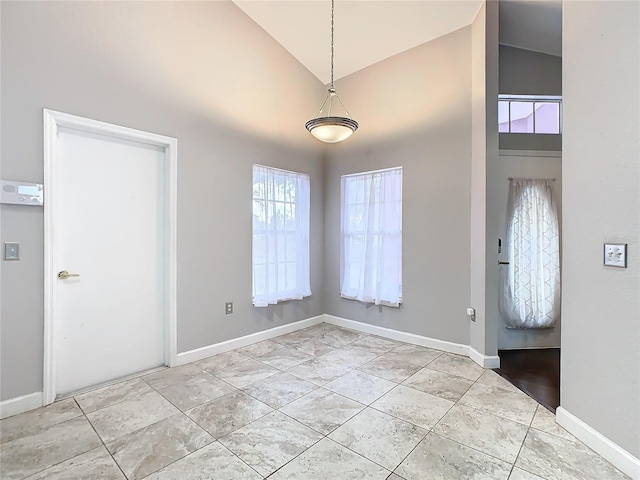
xmin=45 ymin=111 xmax=176 ymax=400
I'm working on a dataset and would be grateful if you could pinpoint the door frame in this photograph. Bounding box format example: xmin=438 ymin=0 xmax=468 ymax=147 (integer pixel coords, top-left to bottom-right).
xmin=43 ymin=109 xmax=178 ymax=405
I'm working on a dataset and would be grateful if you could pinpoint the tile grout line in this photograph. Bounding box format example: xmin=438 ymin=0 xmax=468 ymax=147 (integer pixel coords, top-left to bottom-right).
xmin=436 ymin=356 xmax=528 ymax=467
xmin=325 ymin=401 xmax=432 ymax=474
xmin=275 ymin=391 xmax=366 ymax=437
xmin=210 ymin=388 xmax=329 ymax=479
xmin=262 ymin=435 xmax=327 ymax=479
xmin=159 ymin=385 xmax=269 ymax=479
xmin=79 ymin=371 xmax=237 ymax=480
xmin=6 ymin=326 xmax=563 ymax=480
xmin=74 ymin=397 xmax=130 ymax=480
xmin=436 ymin=361 xmax=536 ymax=472
xmin=212 ymin=330 xmax=463 ymax=476
xmin=241 ymin=382 xmax=322 ymax=411
xmin=454 ymin=367 xmax=541 ymax=427
xmin=181 ymin=332 xmax=542 ymax=478
xmin=363 ymin=355 xmax=535 ymax=475
xmin=154 ymin=331 xmax=498 ymax=477
xmin=0 ymin=398 xmax=83 ymax=446
xmin=385 ymin=417 xmax=436 ymax=478
xmin=7 ymin=399 xmax=125 ymax=480
xmin=303 ymin=373 xmax=446 ymax=476
xmin=507 ymin=403 xmax=541 ymax=479
xmin=321 ymin=436 xmax=396 ymax=475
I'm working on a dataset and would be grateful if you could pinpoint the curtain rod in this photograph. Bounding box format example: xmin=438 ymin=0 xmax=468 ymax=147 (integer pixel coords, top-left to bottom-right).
xmin=508 ymin=177 xmax=556 ymax=181
xmin=342 ymin=166 xmax=403 ymax=178
xmin=254 ymin=164 xmax=309 ymax=176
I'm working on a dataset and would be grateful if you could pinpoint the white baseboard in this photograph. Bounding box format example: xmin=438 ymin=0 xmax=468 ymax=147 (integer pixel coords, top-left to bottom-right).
xmin=323 ymin=314 xmax=470 ymax=357
xmin=175 ymin=315 xmax=325 ymax=366
xmin=4 ymin=315 xmax=636 ymax=480
xmin=469 ymin=347 xmax=501 ymax=368
xmin=0 ymin=392 xmax=43 ymax=420
xmin=556 ymin=407 xmax=640 ymax=480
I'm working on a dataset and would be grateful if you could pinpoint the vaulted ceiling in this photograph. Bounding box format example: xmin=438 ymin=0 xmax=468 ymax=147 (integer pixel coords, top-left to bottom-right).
xmin=233 ymin=0 xmax=562 ymax=84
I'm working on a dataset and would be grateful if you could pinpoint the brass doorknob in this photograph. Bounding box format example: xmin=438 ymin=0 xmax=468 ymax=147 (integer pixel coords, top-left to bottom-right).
xmin=58 ymin=270 xmax=80 ymax=279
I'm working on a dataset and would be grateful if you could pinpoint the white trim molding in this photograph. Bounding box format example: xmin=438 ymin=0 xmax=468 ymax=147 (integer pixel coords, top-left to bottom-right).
xmin=323 ymin=315 xmax=470 ymax=357
xmin=556 ymin=407 xmax=640 ymax=480
xmin=0 ymin=392 xmax=43 ymax=420
xmin=324 ymin=315 xmax=499 ymax=368
xmin=175 ymin=315 xmax=325 ymax=366
xmin=469 ymin=347 xmax=501 ymax=368
xmin=43 ymin=109 xmax=178 ymax=405
xmin=499 ymin=149 xmax=562 ymax=158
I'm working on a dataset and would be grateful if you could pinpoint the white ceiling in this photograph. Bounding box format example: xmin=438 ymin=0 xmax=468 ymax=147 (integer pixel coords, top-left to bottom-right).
xmin=234 ymin=1 xmax=484 ymax=84
xmin=233 ymin=0 xmax=562 ymax=85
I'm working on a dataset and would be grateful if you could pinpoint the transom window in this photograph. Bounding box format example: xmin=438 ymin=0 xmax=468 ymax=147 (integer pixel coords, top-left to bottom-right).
xmin=498 ymin=95 xmax=562 ymax=134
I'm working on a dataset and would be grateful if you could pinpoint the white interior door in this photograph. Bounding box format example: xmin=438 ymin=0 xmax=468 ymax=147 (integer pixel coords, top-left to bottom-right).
xmin=52 ymin=126 xmax=167 ymax=396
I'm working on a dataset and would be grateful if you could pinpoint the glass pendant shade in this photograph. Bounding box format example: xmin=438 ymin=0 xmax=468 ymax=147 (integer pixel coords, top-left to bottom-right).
xmin=306 ymin=88 xmax=358 ymax=143
xmin=306 ymin=118 xmax=358 ymax=143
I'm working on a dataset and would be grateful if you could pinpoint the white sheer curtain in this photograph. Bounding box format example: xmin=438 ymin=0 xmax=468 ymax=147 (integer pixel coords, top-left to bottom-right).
xmin=252 ymin=165 xmax=311 ymax=307
xmin=500 ymin=178 xmax=560 ymax=329
xmin=340 ymin=167 xmax=402 ymax=307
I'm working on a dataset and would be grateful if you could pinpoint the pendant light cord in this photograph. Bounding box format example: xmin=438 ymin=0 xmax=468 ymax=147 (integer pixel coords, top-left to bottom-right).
xmin=330 ymin=0 xmax=335 ymax=89
xmin=315 ymin=0 xmax=354 ymax=120
xmin=305 ymin=0 xmax=358 ymax=140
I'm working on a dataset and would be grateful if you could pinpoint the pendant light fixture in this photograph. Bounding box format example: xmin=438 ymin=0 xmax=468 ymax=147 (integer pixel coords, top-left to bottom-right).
xmin=305 ymin=0 xmax=358 ymax=143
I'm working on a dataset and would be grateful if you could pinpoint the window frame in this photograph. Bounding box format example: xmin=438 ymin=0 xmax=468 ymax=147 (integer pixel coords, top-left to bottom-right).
xmin=498 ymin=95 xmax=563 ymax=135
xmin=340 ymin=166 xmax=403 ymax=307
xmin=252 ymin=164 xmax=311 ymax=307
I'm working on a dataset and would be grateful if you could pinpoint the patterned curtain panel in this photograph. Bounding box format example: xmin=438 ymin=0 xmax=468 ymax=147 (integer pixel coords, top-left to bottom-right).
xmin=499 ymin=178 xmax=560 ymax=329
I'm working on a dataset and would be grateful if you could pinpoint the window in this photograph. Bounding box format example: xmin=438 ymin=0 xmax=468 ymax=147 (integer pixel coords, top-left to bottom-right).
xmin=340 ymin=167 xmax=402 ymax=307
xmin=252 ymin=165 xmax=311 ymax=307
xmin=498 ymin=95 xmax=562 ymax=134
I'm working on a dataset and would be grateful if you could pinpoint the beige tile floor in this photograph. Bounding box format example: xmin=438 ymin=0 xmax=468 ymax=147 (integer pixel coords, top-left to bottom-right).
xmin=0 ymin=323 xmax=630 ymax=480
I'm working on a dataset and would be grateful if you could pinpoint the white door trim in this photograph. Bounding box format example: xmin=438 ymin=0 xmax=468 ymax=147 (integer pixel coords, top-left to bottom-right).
xmin=43 ymin=109 xmax=178 ymax=405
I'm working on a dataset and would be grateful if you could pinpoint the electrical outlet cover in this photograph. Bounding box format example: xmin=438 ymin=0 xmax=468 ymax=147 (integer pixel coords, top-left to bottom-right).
xmin=4 ymin=242 xmax=20 ymax=260
xmin=604 ymin=243 xmax=627 ymax=268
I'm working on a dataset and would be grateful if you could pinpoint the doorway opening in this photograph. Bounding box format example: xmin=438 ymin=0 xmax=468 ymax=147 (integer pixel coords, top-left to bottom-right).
xmin=493 ymin=151 xmax=562 ymax=412
xmin=43 ymin=110 xmax=178 ymax=404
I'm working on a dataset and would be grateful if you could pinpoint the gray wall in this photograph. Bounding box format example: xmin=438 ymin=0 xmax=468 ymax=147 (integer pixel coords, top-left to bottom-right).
xmin=499 ymin=45 xmax=562 ymax=95
xmin=0 ymin=1 xmax=325 ymax=401
xmin=499 ymin=45 xmax=562 ymax=151
xmin=469 ymin=1 xmax=487 ymax=357
xmin=322 ymin=27 xmax=472 ymax=346
xmin=562 ymin=1 xmax=639 ymax=457
xmin=493 ymin=152 xmax=562 ymax=350
xmin=469 ymin=0 xmax=500 ymax=358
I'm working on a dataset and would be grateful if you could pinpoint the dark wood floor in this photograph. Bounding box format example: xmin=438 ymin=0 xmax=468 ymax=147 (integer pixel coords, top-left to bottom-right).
xmin=494 ymin=348 xmax=560 ymax=412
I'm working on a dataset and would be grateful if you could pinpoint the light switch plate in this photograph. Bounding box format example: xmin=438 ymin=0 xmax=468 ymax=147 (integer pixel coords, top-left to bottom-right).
xmin=604 ymin=243 xmax=627 ymax=268
xmin=4 ymin=242 xmax=20 ymax=260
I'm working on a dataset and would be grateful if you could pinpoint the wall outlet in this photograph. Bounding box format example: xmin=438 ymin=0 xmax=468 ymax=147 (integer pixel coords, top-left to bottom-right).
xmin=4 ymin=242 xmax=20 ymax=260
xmin=604 ymin=243 xmax=627 ymax=268
xmin=225 ymin=302 xmax=233 ymax=314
